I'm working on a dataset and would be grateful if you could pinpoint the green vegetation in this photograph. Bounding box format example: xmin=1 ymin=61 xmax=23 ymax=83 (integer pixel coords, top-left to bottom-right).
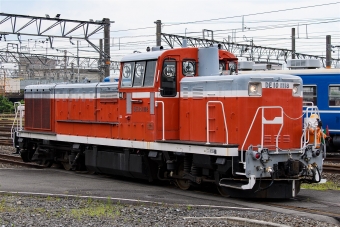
xmin=0 ymin=195 xmax=124 ymax=222
xmin=0 ymin=95 xmax=14 ymax=114
xmin=70 ymin=198 xmax=122 ymax=220
xmin=301 ymin=181 xmax=340 ymax=190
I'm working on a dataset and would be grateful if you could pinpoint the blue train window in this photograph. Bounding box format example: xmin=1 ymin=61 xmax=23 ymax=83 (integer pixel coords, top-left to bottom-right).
xmin=329 ymin=86 xmax=340 ymax=107
xmin=303 ymin=86 xmax=317 ymax=106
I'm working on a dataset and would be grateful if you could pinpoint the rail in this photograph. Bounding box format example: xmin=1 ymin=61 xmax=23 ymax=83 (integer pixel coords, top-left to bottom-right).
xmin=241 ymin=106 xmax=284 ymax=163
xmin=206 ymin=101 xmax=228 ymax=145
xmin=155 ymin=101 xmax=165 ymax=140
xmin=0 ymin=153 xmax=44 ymax=169
xmin=323 ymin=164 xmax=340 ymax=174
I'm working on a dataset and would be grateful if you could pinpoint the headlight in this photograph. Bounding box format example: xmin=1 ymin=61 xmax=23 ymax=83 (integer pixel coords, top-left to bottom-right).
xmin=248 ymin=82 xmax=262 ymax=96
xmin=292 ymin=84 xmax=300 ymax=96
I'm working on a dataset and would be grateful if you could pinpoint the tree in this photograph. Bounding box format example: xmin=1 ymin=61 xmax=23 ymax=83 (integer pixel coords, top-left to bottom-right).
xmin=0 ymin=96 xmax=14 ymax=113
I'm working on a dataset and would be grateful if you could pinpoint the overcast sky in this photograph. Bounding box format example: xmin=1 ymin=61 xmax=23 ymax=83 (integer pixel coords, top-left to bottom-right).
xmin=0 ymin=0 xmax=339 ymax=63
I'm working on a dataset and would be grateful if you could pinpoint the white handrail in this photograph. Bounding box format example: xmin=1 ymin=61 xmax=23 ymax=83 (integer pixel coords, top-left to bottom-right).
xmin=11 ymin=102 xmax=24 ymax=138
xmin=206 ymin=101 xmax=228 ymax=144
xmin=261 ymin=107 xmax=284 ymax=153
xmin=301 ymin=105 xmax=322 ymax=153
xmin=303 ymin=101 xmax=314 ymax=108
xmin=11 ymin=102 xmax=25 ymax=148
xmin=240 ymin=106 xmax=284 ymax=163
xmin=155 ymin=101 xmax=165 ymax=140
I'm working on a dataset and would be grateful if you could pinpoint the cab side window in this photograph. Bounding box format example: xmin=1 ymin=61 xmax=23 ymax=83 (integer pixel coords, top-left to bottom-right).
xmin=160 ymin=59 xmax=176 ymax=97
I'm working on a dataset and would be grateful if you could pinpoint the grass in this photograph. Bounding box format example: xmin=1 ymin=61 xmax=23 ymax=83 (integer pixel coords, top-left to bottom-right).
xmin=0 ymin=194 xmax=124 ymax=221
xmin=301 ymin=180 xmax=340 ymax=190
xmin=70 ymin=198 xmax=122 ymax=220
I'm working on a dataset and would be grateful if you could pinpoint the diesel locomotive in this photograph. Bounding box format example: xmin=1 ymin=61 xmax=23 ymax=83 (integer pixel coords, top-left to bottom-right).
xmin=12 ymin=45 xmax=325 ymax=198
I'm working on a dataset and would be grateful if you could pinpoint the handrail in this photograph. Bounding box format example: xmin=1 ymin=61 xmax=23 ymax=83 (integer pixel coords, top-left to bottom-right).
xmin=11 ymin=102 xmax=24 ymax=141
xmin=302 ymin=101 xmax=314 ymax=108
xmin=301 ymin=106 xmax=322 ymax=153
xmin=240 ymin=106 xmax=284 ymax=163
xmin=206 ymin=101 xmax=228 ymax=145
xmin=155 ymin=101 xmax=165 ymax=140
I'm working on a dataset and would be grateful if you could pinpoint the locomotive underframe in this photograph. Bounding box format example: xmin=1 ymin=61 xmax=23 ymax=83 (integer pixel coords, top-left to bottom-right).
xmin=16 ymin=131 xmax=323 ymax=199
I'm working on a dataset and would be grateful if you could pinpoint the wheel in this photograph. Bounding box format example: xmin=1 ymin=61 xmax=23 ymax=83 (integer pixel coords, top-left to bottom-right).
xmin=217 ymin=186 xmax=230 ymax=197
xmin=175 ymin=163 xmax=190 ymax=190
xmin=62 ymin=162 xmax=72 ymax=171
xmin=62 ymin=153 xmax=72 ymax=171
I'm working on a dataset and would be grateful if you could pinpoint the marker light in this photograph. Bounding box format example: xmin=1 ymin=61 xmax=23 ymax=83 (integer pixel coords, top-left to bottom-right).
xmin=292 ymin=84 xmax=300 ymax=96
xmin=252 ymin=151 xmax=261 ymax=160
xmin=248 ymin=82 xmax=262 ymax=96
xmin=250 ymin=85 xmax=257 ymax=92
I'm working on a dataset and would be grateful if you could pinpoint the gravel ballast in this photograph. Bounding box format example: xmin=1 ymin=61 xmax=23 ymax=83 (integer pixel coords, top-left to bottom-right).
xmin=1 ymin=146 xmax=339 ymax=226
xmin=0 ymin=194 xmax=338 ymax=227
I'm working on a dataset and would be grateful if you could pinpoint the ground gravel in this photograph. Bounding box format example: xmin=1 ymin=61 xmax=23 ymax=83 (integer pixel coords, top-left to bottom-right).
xmin=0 ymin=194 xmax=338 ymax=227
xmin=1 ymin=145 xmax=340 ymax=226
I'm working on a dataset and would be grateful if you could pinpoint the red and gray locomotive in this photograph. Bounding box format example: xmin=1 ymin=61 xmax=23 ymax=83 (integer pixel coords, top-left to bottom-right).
xmin=13 ymin=45 xmax=325 ymax=198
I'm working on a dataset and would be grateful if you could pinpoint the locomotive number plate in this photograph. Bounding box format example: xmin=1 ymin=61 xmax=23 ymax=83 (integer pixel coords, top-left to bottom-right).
xmin=265 ymin=82 xmax=289 ymax=88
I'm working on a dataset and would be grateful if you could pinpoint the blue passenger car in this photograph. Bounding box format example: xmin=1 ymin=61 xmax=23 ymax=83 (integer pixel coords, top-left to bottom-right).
xmin=293 ymin=69 xmax=340 ymax=151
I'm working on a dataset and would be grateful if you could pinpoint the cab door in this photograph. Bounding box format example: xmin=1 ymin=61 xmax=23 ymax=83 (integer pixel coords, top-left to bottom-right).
xmin=156 ymin=57 xmax=180 ymax=140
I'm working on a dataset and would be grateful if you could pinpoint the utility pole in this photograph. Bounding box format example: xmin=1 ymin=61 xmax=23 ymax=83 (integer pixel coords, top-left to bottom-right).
xmin=77 ymin=40 xmax=80 ymax=83
xmin=155 ymin=20 xmax=162 ymax=46
xmin=64 ymin=50 xmax=67 ymax=80
xmin=326 ymin=35 xmax=332 ymax=69
xmin=251 ymin=39 xmax=254 ymax=61
xmin=3 ymin=69 xmax=5 ymax=96
xmin=99 ymin=39 xmax=103 ymax=81
xmin=103 ymin=18 xmax=110 ymax=81
xmin=99 ymin=39 xmax=103 ymax=62
xmin=70 ymin=63 xmax=74 ymax=80
xmin=292 ymin=28 xmax=296 ymax=59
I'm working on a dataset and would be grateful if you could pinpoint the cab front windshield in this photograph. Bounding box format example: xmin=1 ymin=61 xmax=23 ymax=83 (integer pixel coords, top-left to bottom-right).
xmin=121 ymin=60 xmax=157 ymax=88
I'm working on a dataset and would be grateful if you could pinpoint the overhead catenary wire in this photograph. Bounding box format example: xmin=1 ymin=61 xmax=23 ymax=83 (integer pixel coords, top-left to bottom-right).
xmin=0 ymin=2 xmax=338 ymax=62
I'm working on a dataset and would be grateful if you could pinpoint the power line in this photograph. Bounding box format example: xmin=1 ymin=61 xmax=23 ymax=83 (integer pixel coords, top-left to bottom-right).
xmin=100 ymin=3 xmax=340 ymax=34
xmin=163 ymin=2 xmax=340 ymax=26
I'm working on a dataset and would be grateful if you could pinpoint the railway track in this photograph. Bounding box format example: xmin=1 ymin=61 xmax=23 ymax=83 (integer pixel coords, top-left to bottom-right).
xmin=0 ymin=153 xmax=45 ymax=169
xmin=325 ymin=156 xmax=340 ymax=164
xmin=0 ymin=115 xmax=18 ymax=146
xmin=323 ymin=164 xmax=340 ymax=174
xmin=263 ymin=201 xmax=340 ymax=222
